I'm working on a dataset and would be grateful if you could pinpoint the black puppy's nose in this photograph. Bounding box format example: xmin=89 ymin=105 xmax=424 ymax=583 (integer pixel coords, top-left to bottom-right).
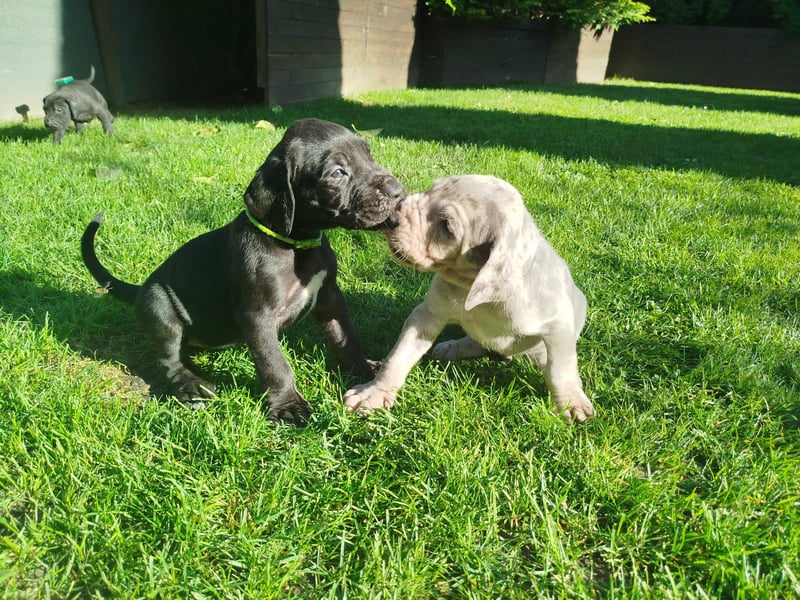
xmin=384 ymin=177 xmax=406 ymax=201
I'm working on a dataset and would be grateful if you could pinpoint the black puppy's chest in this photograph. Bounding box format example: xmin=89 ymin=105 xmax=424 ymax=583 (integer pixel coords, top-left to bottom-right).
xmin=248 ymin=238 xmax=331 ymax=329
xmin=276 ymin=265 xmax=328 ymax=327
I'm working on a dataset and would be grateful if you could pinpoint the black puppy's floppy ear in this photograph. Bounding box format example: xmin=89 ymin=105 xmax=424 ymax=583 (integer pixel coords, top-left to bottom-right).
xmin=244 ymin=142 xmax=296 ymax=236
xmin=65 ymin=98 xmax=82 ymax=120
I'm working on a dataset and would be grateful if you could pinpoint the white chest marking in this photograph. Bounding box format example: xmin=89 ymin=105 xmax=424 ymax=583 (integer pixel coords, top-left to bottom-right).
xmin=302 ymin=270 xmax=327 ymax=312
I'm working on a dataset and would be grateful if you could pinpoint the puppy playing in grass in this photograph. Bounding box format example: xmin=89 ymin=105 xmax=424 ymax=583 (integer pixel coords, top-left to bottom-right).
xmin=43 ymin=66 xmax=114 ymax=143
xmin=82 ymin=119 xmax=405 ymax=425
xmin=344 ymin=175 xmax=595 ymax=422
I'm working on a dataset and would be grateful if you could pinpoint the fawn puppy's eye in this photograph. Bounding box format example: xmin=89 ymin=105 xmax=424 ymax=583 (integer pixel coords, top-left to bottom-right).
xmin=440 ymin=217 xmax=453 ymax=236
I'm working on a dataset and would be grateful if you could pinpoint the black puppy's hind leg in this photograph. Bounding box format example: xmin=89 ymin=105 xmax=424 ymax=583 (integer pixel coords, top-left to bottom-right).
xmin=135 ymin=284 xmax=215 ymax=406
xmin=99 ymin=111 xmax=114 ymax=135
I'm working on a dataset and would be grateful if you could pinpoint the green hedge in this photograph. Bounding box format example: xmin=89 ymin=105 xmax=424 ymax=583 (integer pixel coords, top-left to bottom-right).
xmin=646 ymin=0 xmax=800 ymax=32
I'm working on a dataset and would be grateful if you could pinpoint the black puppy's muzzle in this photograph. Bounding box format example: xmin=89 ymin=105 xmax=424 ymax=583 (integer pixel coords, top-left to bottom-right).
xmin=373 ymin=176 xmax=405 ymax=229
xmin=334 ymin=172 xmax=406 ymax=230
xmin=354 ymin=175 xmax=405 ymax=230
xmin=382 ymin=177 xmax=406 ymax=204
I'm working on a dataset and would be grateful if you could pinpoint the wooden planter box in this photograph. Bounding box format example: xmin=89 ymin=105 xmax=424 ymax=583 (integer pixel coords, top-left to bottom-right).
xmin=415 ymin=18 xmax=615 ymax=87
xmin=416 ymin=20 xmax=551 ymax=87
xmin=607 ymin=25 xmax=800 ymax=93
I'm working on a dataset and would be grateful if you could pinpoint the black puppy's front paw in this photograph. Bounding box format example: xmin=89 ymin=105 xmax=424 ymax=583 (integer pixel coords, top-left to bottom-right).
xmin=267 ymin=391 xmax=312 ymax=427
xmin=174 ymin=376 xmax=216 ymax=406
xmin=350 ymin=357 xmax=381 ymax=380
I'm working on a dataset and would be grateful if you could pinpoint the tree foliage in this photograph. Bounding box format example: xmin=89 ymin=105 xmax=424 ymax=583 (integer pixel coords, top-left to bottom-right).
xmin=426 ymin=0 xmax=654 ymax=29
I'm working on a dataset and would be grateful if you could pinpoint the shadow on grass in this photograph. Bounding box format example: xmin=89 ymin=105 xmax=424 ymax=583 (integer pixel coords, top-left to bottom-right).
xmin=5 ymin=267 xmax=798 ymax=437
xmin=1 ymin=269 xmax=174 ymax=399
xmin=0 ymin=266 xmax=551 ymax=420
xmin=268 ymin=100 xmax=799 ymax=187
xmin=532 ymin=81 xmax=800 ymax=117
xmin=115 ymin=84 xmax=798 ymax=187
xmin=0 ymin=123 xmax=52 ymax=143
xmin=0 ymin=268 xmax=405 ymax=406
xmin=3 ymin=84 xmax=797 ymax=185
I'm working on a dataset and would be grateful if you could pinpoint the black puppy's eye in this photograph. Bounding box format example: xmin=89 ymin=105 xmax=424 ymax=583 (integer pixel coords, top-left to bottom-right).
xmin=331 ymin=167 xmax=347 ymax=179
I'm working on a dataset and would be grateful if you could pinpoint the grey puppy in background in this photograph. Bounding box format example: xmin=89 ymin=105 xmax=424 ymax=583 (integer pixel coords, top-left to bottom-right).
xmin=43 ymin=66 xmax=114 ymax=143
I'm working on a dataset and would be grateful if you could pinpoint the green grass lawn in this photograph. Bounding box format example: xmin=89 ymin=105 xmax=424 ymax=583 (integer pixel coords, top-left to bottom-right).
xmin=1 ymin=80 xmax=798 ymax=598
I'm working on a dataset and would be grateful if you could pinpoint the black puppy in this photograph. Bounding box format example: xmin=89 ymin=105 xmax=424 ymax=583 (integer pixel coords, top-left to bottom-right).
xmin=43 ymin=66 xmax=114 ymax=143
xmin=81 ymin=118 xmax=405 ymax=425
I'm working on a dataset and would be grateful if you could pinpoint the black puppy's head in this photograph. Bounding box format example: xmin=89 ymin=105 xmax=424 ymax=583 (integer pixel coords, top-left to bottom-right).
xmin=244 ymin=118 xmax=405 ymax=237
xmin=42 ymin=93 xmax=72 ymax=132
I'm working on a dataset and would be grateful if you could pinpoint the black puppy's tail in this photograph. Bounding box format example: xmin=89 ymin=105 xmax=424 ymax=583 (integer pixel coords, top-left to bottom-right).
xmin=81 ymin=212 xmax=140 ymax=304
xmin=84 ymin=65 xmax=95 ymax=84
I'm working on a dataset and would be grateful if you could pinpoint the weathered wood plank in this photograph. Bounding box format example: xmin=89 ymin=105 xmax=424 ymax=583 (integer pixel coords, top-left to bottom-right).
xmin=263 ymin=0 xmax=418 ymax=105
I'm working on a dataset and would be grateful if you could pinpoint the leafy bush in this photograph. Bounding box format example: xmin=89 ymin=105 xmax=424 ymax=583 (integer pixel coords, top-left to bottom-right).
xmin=647 ymin=0 xmax=800 ymax=31
xmin=426 ymin=0 xmax=654 ymax=29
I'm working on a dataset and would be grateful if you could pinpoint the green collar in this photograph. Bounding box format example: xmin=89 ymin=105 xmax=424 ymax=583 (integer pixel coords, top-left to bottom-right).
xmin=245 ymin=208 xmax=323 ymax=249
